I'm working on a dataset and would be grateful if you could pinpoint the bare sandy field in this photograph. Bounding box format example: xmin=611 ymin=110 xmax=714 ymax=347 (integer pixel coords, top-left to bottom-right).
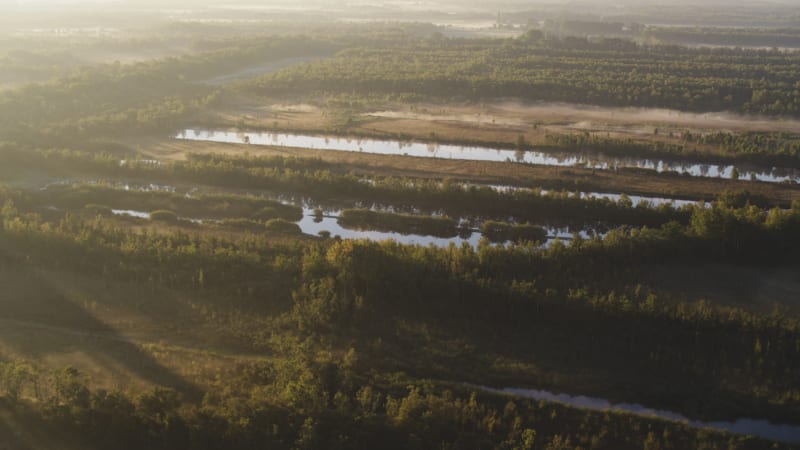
xmin=207 ymin=97 xmax=799 ymax=163
xmin=371 ymin=101 xmax=800 ymax=134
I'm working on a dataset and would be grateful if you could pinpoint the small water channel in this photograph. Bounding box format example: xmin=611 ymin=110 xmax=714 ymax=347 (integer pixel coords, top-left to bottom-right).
xmin=577 ymin=191 xmax=710 ymax=208
xmin=475 ymin=385 xmax=800 ymax=444
xmin=483 ymin=184 xmax=711 ymax=209
xmin=111 ymin=209 xmax=150 ymax=219
xmin=175 ymin=129 xmax=800 ymax=184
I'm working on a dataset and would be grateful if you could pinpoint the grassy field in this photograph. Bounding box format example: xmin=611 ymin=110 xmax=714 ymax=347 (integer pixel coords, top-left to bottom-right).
xmin=0 ymin=266 xmax=274 ymax=396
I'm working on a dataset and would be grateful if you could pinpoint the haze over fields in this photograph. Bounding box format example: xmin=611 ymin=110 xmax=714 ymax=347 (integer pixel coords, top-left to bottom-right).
xmin=1 ymin=1 xmax=799 ymax=449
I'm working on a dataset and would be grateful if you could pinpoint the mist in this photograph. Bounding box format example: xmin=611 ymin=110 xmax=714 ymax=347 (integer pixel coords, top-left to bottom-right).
xmin=1 ymin=0 xmax=799 ymax=448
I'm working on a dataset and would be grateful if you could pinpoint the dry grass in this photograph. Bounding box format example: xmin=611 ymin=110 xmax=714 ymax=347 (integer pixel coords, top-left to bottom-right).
xmin=201 ymin=97 xmax=800 ymax=156
xmin=0 ymin=267 xmax=271 ymax=396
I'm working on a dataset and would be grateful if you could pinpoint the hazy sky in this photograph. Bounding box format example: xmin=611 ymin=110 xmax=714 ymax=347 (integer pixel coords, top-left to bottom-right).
xmin=2 ymin=0 xmax=797 ymax=24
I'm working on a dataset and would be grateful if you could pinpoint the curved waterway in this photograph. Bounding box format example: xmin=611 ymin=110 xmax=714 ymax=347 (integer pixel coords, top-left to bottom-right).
xmin=475 ymin=385 xmax=800 ymax=444
xmin=176 ymin=129 xmax=800 ymax=184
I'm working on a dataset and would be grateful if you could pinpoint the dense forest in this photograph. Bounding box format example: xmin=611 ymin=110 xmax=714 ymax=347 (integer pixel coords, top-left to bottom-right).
xmin=251 ymin=32 xmax=800 ymax=116
xmin=0 ymin=180 xmax=799 ymax=448
xmin=645 ymin=26 xmax=800 ymax=49
xmin=543 ymin=131 xmax=800 ymax=170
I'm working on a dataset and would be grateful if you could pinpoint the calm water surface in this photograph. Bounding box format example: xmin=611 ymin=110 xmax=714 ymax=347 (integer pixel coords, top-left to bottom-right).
xmin=477 ymin=386 xmax=800 ymax=444
xmin=111 ymin=206 xmax=595 ymax=248
xmin=176 ymin=129 xmax=800 ymax=184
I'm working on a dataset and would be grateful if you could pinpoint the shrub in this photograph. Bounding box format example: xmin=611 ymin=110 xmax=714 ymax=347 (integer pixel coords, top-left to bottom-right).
xmin=265 ymin=218 xmax=302 ymax=235
xmin=149 ymin=210 xmax=178 ymax=222
xmin=83 ymin=204 xmax=112 ymax=216
xmin=481 ymin=220 xmax=546 ymax=243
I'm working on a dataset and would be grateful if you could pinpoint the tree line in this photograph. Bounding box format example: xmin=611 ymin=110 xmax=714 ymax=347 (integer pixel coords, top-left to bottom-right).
xmin=0 ymin=358 xmax=779 ymax=450
xmin=249 ymin=34 xmax=800 ymax=116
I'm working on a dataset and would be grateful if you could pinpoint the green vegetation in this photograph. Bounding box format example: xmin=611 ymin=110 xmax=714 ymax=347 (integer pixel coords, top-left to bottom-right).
xmin=338 ymin=209 xmax=459 ymax=237
xmin=480 ymin=221 xmax=547 ymax=243
xmin=0 ymin=36 xmax=339 ymax=146
xmin=218 ymin=218 xmax=269 ymax=232
xmin=0 ymin=186 xmax=799 ymax=449
xmin=265 ymin=218 xmax=303 ymax=235
xmin=545 ymin=131 xmax=800 ymax=170
xmin=4 ymin=148 xmax=705 ymax=227
xmin=83 ymin=203 xmax=113 ymax=216
xmin=251 ymin=34 xmax=800 ymax=116
xmin=149 ymin=209 xmax=178 ymax=222
xmin=646 ymin=26 xmax=800 ymax=48
xmin=2 ymin=16 xmax=800 ymax=448
xmin=122 ymin=152 xmax=699 ymax=226
xmin=0 ymin=360 xmax=779 ymax=450
xmin=34 ymin=183 xmax=302 ymax=222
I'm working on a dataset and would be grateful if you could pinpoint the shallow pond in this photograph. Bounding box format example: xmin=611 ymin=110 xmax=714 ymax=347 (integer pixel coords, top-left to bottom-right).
xmin=110 ymin=207 xmax=596 ymax=248
xmin=301 ymin=207 xmax=598 ymax=246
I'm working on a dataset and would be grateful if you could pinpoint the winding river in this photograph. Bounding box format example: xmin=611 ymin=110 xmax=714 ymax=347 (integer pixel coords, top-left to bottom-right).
xmin=475 ymin=385 xmax=800 ymax=444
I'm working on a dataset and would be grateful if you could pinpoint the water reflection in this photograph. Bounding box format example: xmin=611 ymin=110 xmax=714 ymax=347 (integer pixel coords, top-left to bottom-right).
xmin=111 ymin=209 xmax=150 ymax=219
xmin=109 ymin=206 xmax=595 ymax=249
xmin=484 ymin=184 xmax=711 ymax=209
xmin=176 ymin=129 xmax=800 ymax=184
xmin=300 ymin=208 xmax=485 ymax=247
xmin=476 ymin=385 xmax=800 ymax=444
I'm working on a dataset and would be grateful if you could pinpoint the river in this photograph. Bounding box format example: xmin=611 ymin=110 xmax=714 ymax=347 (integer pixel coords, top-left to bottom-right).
xmin=475 ymin=385 xmax=800 ymax=444
xmin=175 ymin=129 xmax=800 ymax=185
